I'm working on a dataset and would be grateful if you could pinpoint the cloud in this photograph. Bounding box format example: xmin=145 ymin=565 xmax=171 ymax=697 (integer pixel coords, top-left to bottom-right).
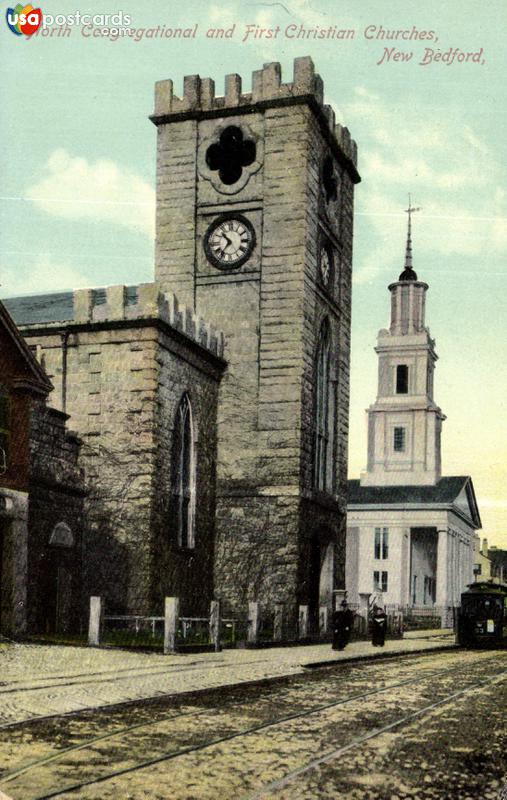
xmin=339 ymin=89 xmax=507 ymax=281
xmin=26 ymin=149 xmax=155 ymax=238
xmin=0 ymin=254 xmax=91 ymax=298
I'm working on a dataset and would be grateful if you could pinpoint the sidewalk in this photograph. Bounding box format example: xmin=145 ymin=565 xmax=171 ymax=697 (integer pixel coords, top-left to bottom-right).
xmin=0 ymin=630 xmax=456 ymax=726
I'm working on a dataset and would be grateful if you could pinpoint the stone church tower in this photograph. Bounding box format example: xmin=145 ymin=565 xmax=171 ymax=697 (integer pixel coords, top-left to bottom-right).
xmin=4 ymin=58 xmax=359 ymax=631
xmin=361 ymin=207 xmax=446 ymax=487
xmin=151 ymin=57 xmax=360 ymax=622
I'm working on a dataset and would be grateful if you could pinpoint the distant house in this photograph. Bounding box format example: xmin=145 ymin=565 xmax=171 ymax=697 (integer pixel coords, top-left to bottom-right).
xmin=346 ymin=214 xmax=482 ymax=627
xmin=473 ymin=537 xmax=492 ymax=581
xmin=489 ymin=546 xmax=507 ymax=585
xmin=0 ymin=300 xmax=85 ymax=637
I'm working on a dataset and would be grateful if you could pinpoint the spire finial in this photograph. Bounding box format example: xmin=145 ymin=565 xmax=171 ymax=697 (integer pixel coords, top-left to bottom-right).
xmin=399 ymin=195 xmax=421 ymax=281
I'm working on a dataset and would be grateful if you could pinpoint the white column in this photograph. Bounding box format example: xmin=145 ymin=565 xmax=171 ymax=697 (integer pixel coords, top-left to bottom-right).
xmin=458 ymin=538 xmax=464 ymax=597
xmin=402 ymin=528 xmax=411 ymax=606
xmin=88 ymin=596 xmax=102 ymax=646
xmin=164 ymin=596 xmax=179 ymax=654
xmin=209 ymin=600 xmax=221 ymax=652
xmin=298 ymin=605 xmax=309 ymax=639
xmin=453 ymin=532 xmax=460 ymax=604
xmin=273 ymin=603 xmax=284 ymax=641
xmin=436 ymin=529 xmax=449 ymax=608
xmin=248 ymin=602 xmax=260 ymax=644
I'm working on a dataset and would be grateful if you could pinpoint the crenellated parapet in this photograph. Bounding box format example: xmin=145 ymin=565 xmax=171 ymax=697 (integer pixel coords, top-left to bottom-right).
xmin=73 ymin=284 xmax=224 ymax=358
xmin=151 ymin=56 xmax=358 ymax=170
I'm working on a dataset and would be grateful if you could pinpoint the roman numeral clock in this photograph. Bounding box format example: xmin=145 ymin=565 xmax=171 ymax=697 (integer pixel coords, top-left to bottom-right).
xmin=204 ymin=214 xmax=256 ymax=270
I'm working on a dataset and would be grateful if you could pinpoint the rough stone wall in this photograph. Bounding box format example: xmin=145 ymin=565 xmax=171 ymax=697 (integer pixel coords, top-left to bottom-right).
xmin=152 ymin=58 xmax=358 ymax=621
xmin=156 ymin=120 xmax=198 ymax=307
xmin=19 ymin=288 xmax=224 ymax=617
xmin=150 ymin=329 xmax=222 ymax=617
xmin=27 ymin=324 xmax=159 ymax=614
xmin=28 ymin=401 xmax=85 ymax=633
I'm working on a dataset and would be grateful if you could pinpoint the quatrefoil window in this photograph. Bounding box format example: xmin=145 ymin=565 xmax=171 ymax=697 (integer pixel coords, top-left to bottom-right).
xmin=323 ymin=156 xmax=337 ymax=204
xmin=205 ymin=126 xmax=256 ymax=186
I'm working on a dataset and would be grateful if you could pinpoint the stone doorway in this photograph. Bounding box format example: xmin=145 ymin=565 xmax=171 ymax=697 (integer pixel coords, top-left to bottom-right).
xmin=308 ymin=531 xmax=334 ymax=630
xmin=41 ymin=550 xmax=72 ymax=634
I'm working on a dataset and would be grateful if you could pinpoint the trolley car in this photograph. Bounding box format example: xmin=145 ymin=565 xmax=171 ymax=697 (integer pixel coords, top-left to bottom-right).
xmin=457 ymin=581 xmax=507 ymax=648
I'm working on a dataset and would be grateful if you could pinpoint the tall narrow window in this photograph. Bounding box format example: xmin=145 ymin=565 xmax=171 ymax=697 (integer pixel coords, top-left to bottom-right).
xmin=373 ymin=571 xmax=388 ymax=593
xmin=0 ymin=395 xmax=10 ymax=473
xmin=393 ymin=427 xmax=406 ymax=452
xmin=314 ymin=319 xmax=333 ymax=492
xmin=171 ymin=394 xmax=196 ymax=549
xmin=382 ymin=528 xmax=389 ymax=559
xmin=374 ymin=528 xmax=389 ymax=559
xmin=396 ymin=364 xmax=409 ymax=393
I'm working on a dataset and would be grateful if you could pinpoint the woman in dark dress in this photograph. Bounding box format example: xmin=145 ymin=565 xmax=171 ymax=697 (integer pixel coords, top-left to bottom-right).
xmin=332 ymin=600 xmax=354 ymax=650
xmin=371 ymin=605 xmax=388 ymax=647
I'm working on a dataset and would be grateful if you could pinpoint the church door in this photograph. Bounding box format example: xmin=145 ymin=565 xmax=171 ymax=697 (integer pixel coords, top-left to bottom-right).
xmin=308 ymin=534 xmax=334 ymax=632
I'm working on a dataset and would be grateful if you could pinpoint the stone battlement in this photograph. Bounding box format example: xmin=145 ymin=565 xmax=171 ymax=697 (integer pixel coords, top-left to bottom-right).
xmin=73 ymin=284 xmax=224 ymax=358
xmin=152 ymin=56 xmax=357 ymax=167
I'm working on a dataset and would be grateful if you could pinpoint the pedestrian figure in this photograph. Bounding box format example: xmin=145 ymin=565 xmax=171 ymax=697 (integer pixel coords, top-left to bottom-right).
xmin=371 ymin=605 xmax=388 ymax=647
xmin=332 ymin=600 xmax=354 ymax=650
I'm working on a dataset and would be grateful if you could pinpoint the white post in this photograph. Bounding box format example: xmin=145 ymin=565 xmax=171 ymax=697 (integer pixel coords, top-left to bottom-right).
xmin=248 ymin=601 xmax=260 ymax=644
xmin=88 ymin=596 xmax=102 ymax=646
xmin=164 ymin=596 xmax=179 ymax=654
xmin=319 ymin=605 xmax=328 ymax=637
xmin=273 ymin=602 xmax=284 ymax=641
xmin=298 ymin=605 xmax=309 ymax=639
xmin=358 ymin=592 xmax=371 ymax=622
xmin=210 ymin=600 xmax=221 ymax=652
xmin=436 ymin=529 xmax=449 ymax=610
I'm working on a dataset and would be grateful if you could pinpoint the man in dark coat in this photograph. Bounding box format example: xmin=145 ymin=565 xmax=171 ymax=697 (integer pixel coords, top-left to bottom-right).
xmin=371 ymin=605 xmax=388 ymax=647
xmin=332 ymin=600 xmax=354 ymax=650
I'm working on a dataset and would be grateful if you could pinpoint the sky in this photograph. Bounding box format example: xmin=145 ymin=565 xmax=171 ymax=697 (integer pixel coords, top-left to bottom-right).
xmin=1 ymin=0 xmax=506 ymax=547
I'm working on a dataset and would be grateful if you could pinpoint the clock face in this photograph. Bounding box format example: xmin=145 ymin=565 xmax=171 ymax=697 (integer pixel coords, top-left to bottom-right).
xmin=204 ymin=215 xmax=255 ymax=270
xmin=320 ymin=247 xmax=332 ymax=286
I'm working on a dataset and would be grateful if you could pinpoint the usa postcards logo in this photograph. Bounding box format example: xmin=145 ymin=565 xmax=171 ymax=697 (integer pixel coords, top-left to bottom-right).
xmin=6 ymin=4 xmax=42 ymax=36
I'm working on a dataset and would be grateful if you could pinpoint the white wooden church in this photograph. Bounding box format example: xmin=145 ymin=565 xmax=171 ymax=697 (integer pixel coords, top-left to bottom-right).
xmin=345 ymin=208 xmax=481 ymax=626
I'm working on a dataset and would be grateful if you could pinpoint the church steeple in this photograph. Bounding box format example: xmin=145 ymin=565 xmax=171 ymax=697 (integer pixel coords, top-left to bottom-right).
xmin=360 ymin=203 xmax=446 ymax=488
xmin=398 ymin=196 xmax=420 ymax=281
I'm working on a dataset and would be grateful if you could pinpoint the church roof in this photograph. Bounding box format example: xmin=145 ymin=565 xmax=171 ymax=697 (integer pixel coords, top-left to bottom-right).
xmin=348 ymin=476 xmax=482 ymax=529
xmin=4 ymin=286 xmax=139 ymax=326
xmin=4 ymin=291 xmax=74 ymax=326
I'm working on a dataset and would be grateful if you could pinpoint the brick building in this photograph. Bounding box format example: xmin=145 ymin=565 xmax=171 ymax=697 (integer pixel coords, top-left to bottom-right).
xmin=5 ymin=57 xmax=359 ymax=630
xmin=0 ymin=301 xmax=85 ymax=636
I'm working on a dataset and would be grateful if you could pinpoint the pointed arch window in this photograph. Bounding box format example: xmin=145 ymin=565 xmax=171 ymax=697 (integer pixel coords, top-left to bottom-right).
xmin=314 ymin=319 xmax=334 ymax=492
xmin=171 ymin=394 xmax=196 ymax=549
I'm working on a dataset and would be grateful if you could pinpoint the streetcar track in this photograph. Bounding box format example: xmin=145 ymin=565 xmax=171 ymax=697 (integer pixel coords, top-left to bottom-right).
xmin=0 ymin=659 xmax=235 ymax=697
xmin=0 ymin=648 xmax=466 ymax=731
xmin=0 ymin=647 xmax=491 ymax=734
xmin=245 ymin=667 xmax=507 ymax=799
xmin=0 ymin=655 xmax=220 ymax=688
xmin=4 ymin=652 xmax=505 ymax=800
xmin=0 ymin=648 xmax=500 ymax=735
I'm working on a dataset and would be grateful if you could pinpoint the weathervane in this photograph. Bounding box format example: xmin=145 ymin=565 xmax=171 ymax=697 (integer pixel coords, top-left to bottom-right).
xmin=404 ymin=194 xmax=421 ymax=272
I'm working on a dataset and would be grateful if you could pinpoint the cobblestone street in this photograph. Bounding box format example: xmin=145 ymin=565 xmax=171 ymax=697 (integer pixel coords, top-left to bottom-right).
xmin=0 ymin=634 xmax=453 ymax=726
xmin=0 ymin=643 xmax=505 ymax=799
